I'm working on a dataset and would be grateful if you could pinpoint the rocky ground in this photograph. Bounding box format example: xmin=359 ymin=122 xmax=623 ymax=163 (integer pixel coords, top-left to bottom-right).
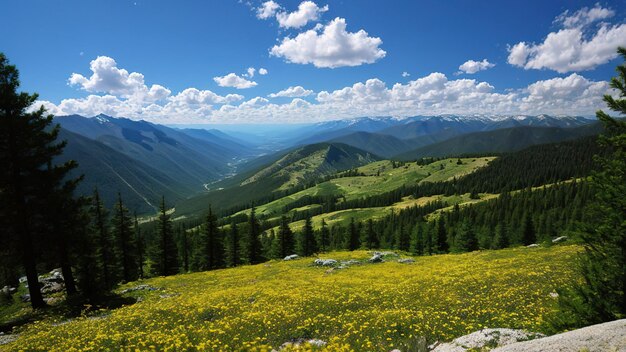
xmin=433 ymin=319 xmax=626 ymax=352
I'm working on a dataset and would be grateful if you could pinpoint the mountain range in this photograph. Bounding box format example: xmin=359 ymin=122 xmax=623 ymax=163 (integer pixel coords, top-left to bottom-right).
xmin=53 ymin=113 xmax=597 ymax=214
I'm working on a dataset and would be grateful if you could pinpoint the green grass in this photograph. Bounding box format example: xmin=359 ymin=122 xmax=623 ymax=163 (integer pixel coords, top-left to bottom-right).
xmin=234 ymin=157 xmax=494 ymax=219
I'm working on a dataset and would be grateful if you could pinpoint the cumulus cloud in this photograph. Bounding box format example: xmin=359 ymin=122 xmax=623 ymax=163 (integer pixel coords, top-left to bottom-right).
xmin=508 ymin=4 xmax=626 ymax=73
xmin=259 ymin=68 xmax=269 ymax=75
xmin=68 ymin=56 xmax=171 ymax=102
xmin=458 ymin=59 xmax=495 ymax=74
xmin=402 ymin=72 xmax=410 ymax=78
xmin=268 ymin=85 xmax=314 ymax=98
xmin=40 ymin=56 xmax=612 ymax=124
xmin=270 ymin=17 xmax=386 ymax=68
xmin=275 ymin=1 xmax=328 ymax=29
xmin=256 ymin=0 xmax=280 ymax=19
xmin=213 ymin=73 xmax=258 ymax=89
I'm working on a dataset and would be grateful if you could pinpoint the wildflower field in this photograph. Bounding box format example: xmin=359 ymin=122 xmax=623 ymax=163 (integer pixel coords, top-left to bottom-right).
xmin=5 ymin=245 xmax=579 ymax=351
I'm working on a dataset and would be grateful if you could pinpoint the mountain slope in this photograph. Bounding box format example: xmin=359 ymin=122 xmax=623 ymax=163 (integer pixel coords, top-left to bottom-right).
xmin=175 ymin=143 xmax=380 ymax=217
xmin=394 ymin=124 xmax=602 ymax=160
xmin=56 ymin=114 xmax=243 ymax=189
xmin=58 ymin=129 xmax=193 ymax=213
xmin=328 ymin=132 xmax=411 ymax=157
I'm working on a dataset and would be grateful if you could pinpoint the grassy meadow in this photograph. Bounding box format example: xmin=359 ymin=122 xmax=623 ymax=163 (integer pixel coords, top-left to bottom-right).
xmin=4 ymin=245 xmax=579 ymax=351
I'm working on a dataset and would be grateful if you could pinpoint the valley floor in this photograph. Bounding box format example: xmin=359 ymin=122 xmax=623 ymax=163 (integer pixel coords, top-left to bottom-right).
xmin=4 ymin=245 xmax=579 ymax=351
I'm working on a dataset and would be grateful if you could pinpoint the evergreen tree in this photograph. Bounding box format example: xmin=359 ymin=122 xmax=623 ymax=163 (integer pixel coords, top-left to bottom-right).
xmin=346 ymin=218 xmax=360 ymax=251
xmin=134 ymin=213 xmax=145 ymax=279
xmin=454 ymin=222 xmax=478 ymax=252
xmin=297 ymin=216 xmax=316 ymax=256
xmin=151 ymin=196 xmax=179 ymax=276
xmin=90 ymin=189 xmax=118 ymax=289
xmin=521 ymin=213 xmax=536 ymax=245
xmin=435 ymin=218 xmax=448 ymax=253
xmin=316 ymin=219 xmax=330 ymax=252
xmin=557 ymin=47 xmax=626 ymax=328
xmin=275 ymin=215 xmax=295 ymax=258
xmin=179 ymin=224 xmax=190 ymax=273
xmin=203 ymin=206 xmax=223 ymax=270
xmin=112 ymin=193 xmax=138 ymax=282
xmin=410 ymin=222 xmax=424 ymax=255
xmin=492 ymin=222 xmax=509 ymax=249
xmin=362 ymin=219 xmax=378 ymax=249
xmin=225 ymin=220 xmax=240 ymax=267
xmin=241 ymin=207 xmax=263 ymax=264
xmin=394 ymin=222 xmax=410 ymax=251
xmin=0 ymin=53 xmax=80 ymax=308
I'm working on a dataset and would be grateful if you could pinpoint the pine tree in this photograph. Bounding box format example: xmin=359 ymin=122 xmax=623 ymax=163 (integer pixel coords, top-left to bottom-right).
xmin=0 ymin=53 xmax=80 ymax=308
xmin=203 ymin=206 xmax=223 ymax=270
xmin=435 ymin=218 xmax=449 ymax=253
xmin=225 ymin=220 xmax=240 ymax=267
xmin=151 ymin=196 xmax=179 ymax=276
xmin=297 ymin=216 xmax=316 ymax=256
xmin=90 ymin=189 xmax=118 ymax=289
xmin=556 ymin=47 xmax=626 ymax=328
xmin=275 ymin=215 xmax=295 ymax=258
xmin=112 ymin=193 xmax=138 ymax=282
xmin=241 ymin=207 xmax=263 ymax=264
xmin=454 ymin=222 xmax=478 ymax=252
xmin=394 ymin=222 xmax=410 ymax=251
xmin=521 ymin=213 xmax=536 ymax=246
xmin=134 ymin=213 xmax=145 ymax=279
xmin=346 ymin=218 xmax=360 ymax=251
xmin=492 ymin=222 xmax=509 ymax=249
xmin=362 ymin=219 xmax=378 ymax=249
xmin=410 ymin=222 xmax=424 ymax=255
xmin=179 ymin=224 xmax=190 ymax=273
xmin=316 ymin=219 xmax=330 ymax=252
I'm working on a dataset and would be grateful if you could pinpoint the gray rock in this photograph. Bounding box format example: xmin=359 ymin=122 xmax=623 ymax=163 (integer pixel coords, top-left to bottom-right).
xmin=368 ymin=253 xmax=384 ymax=263
xmin=20 ymin=294 xmax=30 ymax=302
xmin=41 ymin=282 xmax=64 ymax=294
xmin=340 ymin=259 xmax=361 ymax=266
xmin=277 ymin=338 xmax=327 ymax=350
xmin=120 ymin=284 xmax=159 ymax=294
xmin=398 ymin=258 xmax=415 ymax=264
xmin=18 ymin=276 xmax=27 ymax=283
xmin=493 ymin=319 xmax=626 ymax=352
xmin=431 ymin=328 xmax=545 ymax=352
xmin=313 ymin=259 xmax=337 ymax=267
xmin=283 ymin=254 xmax=299 ymax=261
xmin=0 ymin=334 xmax=18 ymax=346
xmin=552 ymin=236 xmax=568 ymax=243
xmin=526 ymin=244 xmax=539 ymax=248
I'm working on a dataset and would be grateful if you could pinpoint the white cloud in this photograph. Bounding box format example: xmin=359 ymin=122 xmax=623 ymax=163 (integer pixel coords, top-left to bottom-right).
xmin=508 ymin=4 xmax=626 ymax=73
xmin=213 ymin=73 xmax=258 ymax=89
xmin=259 ymin=68 xmax=268 ymax=75
xmin=68 ymin=56 xmax=170 ymax=101
xmin=270 ymin=17 xmax=386 ymax=68
xmin=40 ymin=57 xmax=612 ymax=124
xmin=244 ymin=67 xmax=256 ymax=78
xmin=256 ymin=0 xmax=280 ymax=19
xmin=275 ymin=1 xmax=328 ymax=29
xmin=458 ymin=59 xmax=495 ymax=74
xmin=268 ymin=85 xmax=314 ymax=98
xmin=402 ymin=72 xmax=410 ymax=78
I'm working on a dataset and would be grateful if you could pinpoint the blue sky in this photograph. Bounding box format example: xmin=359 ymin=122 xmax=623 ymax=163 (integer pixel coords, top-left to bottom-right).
xmin=2 ymin=0 xmax=625 ymax=123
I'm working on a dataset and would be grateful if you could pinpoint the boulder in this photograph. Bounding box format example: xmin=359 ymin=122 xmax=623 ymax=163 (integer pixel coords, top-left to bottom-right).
xmin=120 ymin=284 xmax=159 ymax=294
xmin=20 ymin=294 xmax=30 ymax=302
xmin=283 ymin=254 xmax=299 ymax=261
xmin=526 ymin=244 xmax=539 ymax=248
xmin=368 ymin=253 xmax=384 ymax=263
xmin=313 ymin=259 xmax=337 ymax=267
xmin=431 ymin=328 xmax=545 ymax=351
xmin=398 ymin=258 xmax=415 ymax=264
xmin=18 ymin=276 xmax=27 ymax=283
xmin=552 ymin=236 xmax=568 ymax=243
